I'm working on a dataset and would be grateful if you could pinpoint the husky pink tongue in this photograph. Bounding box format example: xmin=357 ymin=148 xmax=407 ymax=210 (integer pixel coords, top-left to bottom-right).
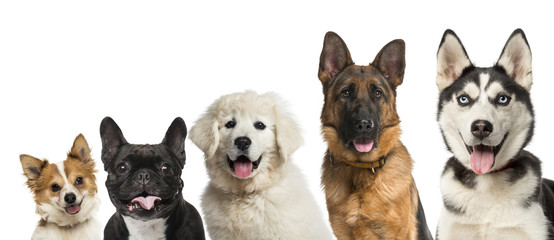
xmin=234 ymin=158 xmax=253 ymax=178
xmin=353 ymin=138 xmax=374 ymax=153
xmin=131 ymin=196 xmax=161 ymax=210
xmin=470 ymin=145 xmax=494 ymax=174
xmin=66 ymin=205 xmax=80 ymax=214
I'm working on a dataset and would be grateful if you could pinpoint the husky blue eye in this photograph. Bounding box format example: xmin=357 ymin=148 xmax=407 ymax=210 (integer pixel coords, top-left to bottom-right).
xmin=225 ymin=120 xmax=236 ymax=128
xmin=457 ymin=95 xmax=470 ymax=106
xmin=497 ymin=95 xmax=511 ymax=105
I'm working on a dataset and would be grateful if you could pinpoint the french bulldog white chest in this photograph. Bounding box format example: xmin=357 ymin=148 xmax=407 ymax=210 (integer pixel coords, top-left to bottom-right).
xmin=122 ymin=216 xmax=167 ymax=240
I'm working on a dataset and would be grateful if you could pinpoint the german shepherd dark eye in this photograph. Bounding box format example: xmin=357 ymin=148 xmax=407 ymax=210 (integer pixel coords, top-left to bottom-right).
xmin=51 ymin=183 xmax=61 ymax=192
xmin=341 ymin=89 xmax=351 ymax=98
xmin=161 ymin=163 xmax=173 ymax=175
xmin=496 ymin=95 xmax=511 ymax=106
xmin=375 ymin=89 xmax=383 ymax=98
xmin=254 ymin=122 xmax=266 ymax=130
xmin=225 ymin=120 xmax=236 ymax=129
xmin=75 ymin=177 xmax=83 ymax=186
xmin=457 ymin=95 xmax=471 ymax=106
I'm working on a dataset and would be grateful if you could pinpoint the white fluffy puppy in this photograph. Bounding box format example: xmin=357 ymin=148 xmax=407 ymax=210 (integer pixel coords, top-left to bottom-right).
xmin=190 ymin=91 xmax=331 ymax=240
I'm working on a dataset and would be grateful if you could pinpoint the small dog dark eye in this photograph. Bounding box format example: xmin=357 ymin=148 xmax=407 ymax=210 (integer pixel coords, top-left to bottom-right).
xmin=51 ymin=183 xmax=60 ymax=192
xmin=117 ymin=163 xmax=129 ymax=174
xmin=161 ymin=163 xmax=173 ymax=175
xmin=254 ymin=122 xmax=266 ymax=130
xmin=225 ymin=120 xmax=236 ymax=128
xmin=75 ymin=177 xmax=83 ymax=186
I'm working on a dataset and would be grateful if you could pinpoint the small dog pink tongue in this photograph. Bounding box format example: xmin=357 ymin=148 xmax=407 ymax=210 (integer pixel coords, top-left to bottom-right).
xmin=353 ymin=139 xmax=374 ymax=153
xmin=66 ymin=205 xmax=80 ymax=214
xmin=131 ymin=196 xmax=161 ymax=210
xmin=234 ymin=158 xmax=253 ymax=178
xmin=470 ymin=145 xmax=494 ymax=174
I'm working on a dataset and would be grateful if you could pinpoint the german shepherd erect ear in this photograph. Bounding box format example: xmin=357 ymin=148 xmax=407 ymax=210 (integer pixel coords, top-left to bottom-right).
xmin=496 ymin=29 xmax=532 ymax=91
xmin=436 ymin=29 xmax=473 ymax=92
xmin=373 ymin=39 xmax=406 ymax=90
xmin=318 ymin=31 xmax=354 ymax=85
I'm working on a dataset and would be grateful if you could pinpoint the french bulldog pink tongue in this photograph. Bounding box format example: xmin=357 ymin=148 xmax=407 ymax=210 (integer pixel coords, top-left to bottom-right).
xmin=66 ymin=205 xmax=80 ymax=214
xmin=131 ymin=196 xmax=161 ymax=210
xmin=234 ymin=158 xmax=253 ymax=178
xmin=353 ymin=139 xmax=374 ymax=153
xmin=470 ymin=145 xmax=494 ymax=174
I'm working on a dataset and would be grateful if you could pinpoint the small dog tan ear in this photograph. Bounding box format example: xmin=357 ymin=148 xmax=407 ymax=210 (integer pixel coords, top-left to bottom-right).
xmin=190 ymin=106 xmax=219 ymax=160
xmin=267 ymin=93 xmax=303 ymax=162
xmin=318 ymin=31 xmax=354 ymax=86
xmin=20 ymin=154 xmax=45 ymax=181
xmin=436 ymin=29 xmax=472 ymax=92
xmin=69 ymin=134 xmax=92 ymax=163
xmin=373 ymin=39 xmax=406 ymax=89
xmin=497 ymin=29 xmax=532 ymax=91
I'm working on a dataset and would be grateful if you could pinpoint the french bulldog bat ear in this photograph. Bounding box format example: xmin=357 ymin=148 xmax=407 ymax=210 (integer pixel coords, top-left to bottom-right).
xmin=69 ymin=134 xmax=92 ymax=163
xmin=99 ymin=117 xmax=128 ymax=169
xmin=318 ymin=31 xmax=354 ymax=85
xmin=266 ymin=93 xmax=304 ymax=162
xmin=436 ymin=29 xmax=472 ymax=92
xmin=189 ymin=103 xmax=220 ymax=160
xmin=497 ymin=29 xmax=533 ymax=91
xmin=162 ymin=117 xmax=187 ymax=168
xmin=20 ymin=154 xmax=45 ymax=181
xmin=373 ymin=39 xmax=406 ymax=89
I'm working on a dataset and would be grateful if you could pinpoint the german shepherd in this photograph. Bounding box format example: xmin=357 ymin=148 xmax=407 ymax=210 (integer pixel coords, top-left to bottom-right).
xmin=317 ymin=31 xmax=432 ymax=240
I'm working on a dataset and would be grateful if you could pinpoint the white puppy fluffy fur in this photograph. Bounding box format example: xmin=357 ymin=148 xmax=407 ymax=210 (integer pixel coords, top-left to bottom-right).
xmin=190 ymin=91 xmax=332 ymax=240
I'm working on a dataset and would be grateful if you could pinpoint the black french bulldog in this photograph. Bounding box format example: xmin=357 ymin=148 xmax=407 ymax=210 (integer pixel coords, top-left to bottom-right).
xmin=100 ymin=117 xmax=205 ymax=240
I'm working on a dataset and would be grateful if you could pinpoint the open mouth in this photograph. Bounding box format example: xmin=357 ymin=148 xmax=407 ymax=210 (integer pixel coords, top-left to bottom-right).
xmin=114 ymin=192 xmax=174 ymax=212
xmin=65 ymin=204 xmax=81 ymax=215
xmin=227 ymin=155 xmax=262 ymax=178
xmin=350 ymin=137 xmax=375 ymax=153
xmin=465 ymin=134 xmax=508 ymax=174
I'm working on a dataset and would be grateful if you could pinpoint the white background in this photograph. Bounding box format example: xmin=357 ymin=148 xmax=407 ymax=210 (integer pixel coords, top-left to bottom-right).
xmin=1 ymin=1 xmax=553 ymax=239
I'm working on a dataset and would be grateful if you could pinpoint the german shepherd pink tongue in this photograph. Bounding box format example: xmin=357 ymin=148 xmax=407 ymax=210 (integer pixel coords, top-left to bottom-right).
xmin=234 ymin=158 xmax=253 ymax=178
xmin=470 ymin=145 xmax=494 ymax=174
xmin=131 ymin=196 xmax=161 ymax=210
xmin=353 ymin=138 xmax=374 ymax=153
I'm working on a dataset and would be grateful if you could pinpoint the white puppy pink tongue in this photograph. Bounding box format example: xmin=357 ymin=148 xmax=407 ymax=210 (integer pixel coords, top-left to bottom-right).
xmin=234 ymin=159 xmax=253 ymax=178
xmin=131 ymin=196 xmax=161 ymax=210
xmin=353 ymin=139 xmax=374 ymax=153
xmin=470 ymin=145 xmax=494 ymax=174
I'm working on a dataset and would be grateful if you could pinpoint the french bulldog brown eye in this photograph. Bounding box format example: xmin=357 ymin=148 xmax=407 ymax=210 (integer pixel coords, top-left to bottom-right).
xmin=254 ymin=122 xmax=266 ymax=130
xmin=375 ymin=89 xmax=382 ymax=98
xmin=51 ymin=183 xmax=60 ymax=192
xmin=117 ymin=163 xmax=129 ymax=174
xmin=225 ymin=120 xmax=236 ymax=129
xmin=75 ymin=177 xmax=83 ymax=186
xmin=341 ymin=89 xmax=351 ymax=98
xmin=161 ymin=164 xmax=173 ymax=175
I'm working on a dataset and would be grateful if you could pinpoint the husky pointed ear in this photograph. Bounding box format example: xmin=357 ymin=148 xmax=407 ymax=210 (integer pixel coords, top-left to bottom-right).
xmin=318 ymin=31 xmax=354 ymax=85
xmin=373 ymin=39 xmax=405 ymax=89
xmin=162 ymin=117 xmax=187 ymax=168
xmin=266 ymin=93 xmax=303 ymax=162
xmin=20 ymin=154 xmax=46 ymax=182
xmin=497 ymin=29 xmax=532 ymax=91
xmin=99 ymin=117 xmax=128 ymax=169
xmin=189 ymin=106 xmax=220 ymax=160
xmin=69 ymin=134 xmax=92 ymax=163
xmin=436 ymin=29 xmax=472 ymax=92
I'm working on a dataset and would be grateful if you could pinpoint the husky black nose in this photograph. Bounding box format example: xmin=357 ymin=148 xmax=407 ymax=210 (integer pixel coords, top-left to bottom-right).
xmin=235 ymin=137 xmax=252 ymax=151
xmin=64 ymin=193 xmax=76 ymax=204
xmin=355 ymin=119 xmax=374 ymax=132
xmin=137 ymin=171 xmax=150 ymax=185
xmin=471 ymin=120 xmax=493 ymax=140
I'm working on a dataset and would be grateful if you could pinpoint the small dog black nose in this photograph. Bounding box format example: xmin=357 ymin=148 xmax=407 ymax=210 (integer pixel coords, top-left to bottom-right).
xmin=355 ymin=119 xmax=374 ymax=132
xmin=471 ymin=120 xmax=493 ymax=140
xmin=64 ymin=193 xmax=76 ymax=204
xmin=137 ymin=172 xmax=150 ymax=185
xmin=234 ymin=137 xmax=252 ymax=151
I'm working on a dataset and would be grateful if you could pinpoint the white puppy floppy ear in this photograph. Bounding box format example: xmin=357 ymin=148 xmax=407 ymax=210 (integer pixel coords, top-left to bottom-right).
xmin=436 ymin=29 xmax=472 ymax=92
xmin=497 ymin=29 xmax=533 ymax=91
xmin=266 ymin=93 xmax=303 ymax=162
xmin=190 ymin=105 xmax=220 ymax=160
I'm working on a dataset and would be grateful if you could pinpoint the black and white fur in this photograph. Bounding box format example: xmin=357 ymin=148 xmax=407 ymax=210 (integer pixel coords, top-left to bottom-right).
xmin=435 ymin=29 xmax=554 ymax=240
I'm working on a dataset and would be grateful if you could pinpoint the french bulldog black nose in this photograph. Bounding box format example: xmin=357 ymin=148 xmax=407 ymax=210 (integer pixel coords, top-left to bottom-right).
xmin=64 ymin=193 xmax=76 ymax=204
xmin=234 ymin=137 xmax=251 ymax=151
xmin=355 ymin=119 xmax=374 ymax=132
xmin=137 ymin=172 xmax=150 ymax=185
xmin=471 ymin=120 xmax=493 ymax=140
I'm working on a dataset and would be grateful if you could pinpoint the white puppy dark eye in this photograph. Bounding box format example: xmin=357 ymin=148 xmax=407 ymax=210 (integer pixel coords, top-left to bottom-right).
xmin=51 ymin=183 xmax=61 ymax=192
xmin=496 ymin=95 xmax=511 ymax=105
xmin=161 ymin=163 xmax=173 ymax=175
xmin=457 ymin=95 xmax=471 ymax=106
xmin=225 ymin=120 xmax=236 ymax=128
xmin=75 ymin=177 xmax=83 ymax=186
xmin=254 ymin=122 xmax=266 ymax=130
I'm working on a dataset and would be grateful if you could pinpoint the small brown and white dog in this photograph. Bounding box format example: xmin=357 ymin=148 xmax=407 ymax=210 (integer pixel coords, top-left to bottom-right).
xmin=20 ymin=134 xmax=101 ymax=240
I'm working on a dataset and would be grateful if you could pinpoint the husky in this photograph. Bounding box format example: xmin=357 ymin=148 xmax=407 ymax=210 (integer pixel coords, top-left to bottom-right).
xmin=435 ymin=29 xmax=554 ymax=240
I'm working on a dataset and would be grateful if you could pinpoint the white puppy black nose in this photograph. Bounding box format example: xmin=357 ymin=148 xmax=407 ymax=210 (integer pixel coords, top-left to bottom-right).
xmin=235 ymin=137 xmax=251 ymax=151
